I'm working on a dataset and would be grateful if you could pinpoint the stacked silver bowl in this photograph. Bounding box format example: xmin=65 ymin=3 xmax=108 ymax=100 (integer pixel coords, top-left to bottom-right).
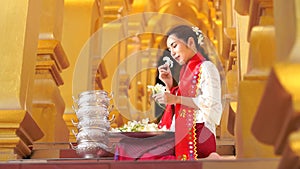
xmin=71 ymin=90 xmax=113 ymax=158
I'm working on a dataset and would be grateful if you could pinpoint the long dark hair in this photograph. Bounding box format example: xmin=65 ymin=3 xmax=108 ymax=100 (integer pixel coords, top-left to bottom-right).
xmin=166 ymin=25 xmax=209 ymax=61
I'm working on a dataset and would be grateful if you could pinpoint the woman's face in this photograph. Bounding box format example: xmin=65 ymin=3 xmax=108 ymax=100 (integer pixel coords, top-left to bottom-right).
xmin=166 ymin=35 xmax=195 ymax=65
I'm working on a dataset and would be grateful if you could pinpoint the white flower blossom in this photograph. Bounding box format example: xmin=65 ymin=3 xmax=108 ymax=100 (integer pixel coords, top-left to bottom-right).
xmin=162 ymin=56 xmax=173 ymax=68
xmin=192 ymin=26 xmax=204 ymax=46
xmin=147 ymin=83 xmax=166 ymax=94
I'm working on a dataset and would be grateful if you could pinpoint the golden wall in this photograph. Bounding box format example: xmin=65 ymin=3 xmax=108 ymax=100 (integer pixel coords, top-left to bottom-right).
xmin=0 ymin=1 xmax=300 ymax=167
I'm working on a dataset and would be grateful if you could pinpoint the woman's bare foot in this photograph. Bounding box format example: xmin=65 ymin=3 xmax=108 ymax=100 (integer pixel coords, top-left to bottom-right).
xmin=205 ymin=152 xmax=223 ymax=159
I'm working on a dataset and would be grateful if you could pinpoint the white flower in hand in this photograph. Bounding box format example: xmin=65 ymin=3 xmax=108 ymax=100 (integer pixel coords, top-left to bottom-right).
xmin=147 ymin=83 xmax=166 ymax=94
xmin=163 ymin=56 xmax=173 ymax=68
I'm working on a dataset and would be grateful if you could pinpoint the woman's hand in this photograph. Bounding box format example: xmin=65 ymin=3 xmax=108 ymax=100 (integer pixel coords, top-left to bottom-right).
xmin=158 ymin=63 xmax=173 ymax=90
xmin=152 ymin=92 xmax=200 ymax=109
xmin=152 ymin=92 xmax=178 ymax=105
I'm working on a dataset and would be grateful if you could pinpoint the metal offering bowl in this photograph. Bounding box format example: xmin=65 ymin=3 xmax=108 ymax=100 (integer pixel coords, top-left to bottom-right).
xmin=74 ymin=106 xmax=109 ymax=119
xmin=73 ymin=118 xmax=111 ymax=130
xmin=73 ymin=127 xmax=108 ymax=142
xmin=71 ymin=141 xmax=108 ymax=158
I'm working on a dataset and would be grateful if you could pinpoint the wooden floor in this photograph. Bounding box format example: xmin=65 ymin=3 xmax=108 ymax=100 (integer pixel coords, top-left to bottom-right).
xmin=0 ymin=157 xmax=280 ymax=169
xmin=0 ymin=139 xmax=280 ymax=169
xmin=0 ymin=136 xmax=280 ymax=169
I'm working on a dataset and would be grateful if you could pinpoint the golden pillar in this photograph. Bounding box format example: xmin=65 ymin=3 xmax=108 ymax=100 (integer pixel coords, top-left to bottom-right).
xmin=61 ymin=0 xmax=104 ymax=142
xmin=30 ymin=0 xmax=70 ymax=158
xmin=0 ymin=0 xmax=43 ymax=160
xmin=251 ymin=0 xmax=300 ymax=168
xmin=234 ymin=0 xmax=278 ymax=158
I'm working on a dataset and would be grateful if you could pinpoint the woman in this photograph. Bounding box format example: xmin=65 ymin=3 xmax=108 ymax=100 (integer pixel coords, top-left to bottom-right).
xmin=153 ymin=25 xmax=223 ymax=160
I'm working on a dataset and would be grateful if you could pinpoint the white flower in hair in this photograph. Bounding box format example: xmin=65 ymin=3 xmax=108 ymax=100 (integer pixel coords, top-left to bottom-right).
xmin=192 ymin=26 xmax=204 ymax=46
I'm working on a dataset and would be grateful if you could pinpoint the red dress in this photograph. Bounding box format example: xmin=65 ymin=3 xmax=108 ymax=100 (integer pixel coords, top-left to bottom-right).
xmin=159 ymin=53 xmax=216 ymax=160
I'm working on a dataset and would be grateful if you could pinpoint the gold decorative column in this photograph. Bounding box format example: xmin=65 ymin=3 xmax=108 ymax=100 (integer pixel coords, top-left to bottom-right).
xmin=61 ymin=0 xmax=106 ymax=142
xmin=29 ymin=0 xmax=70 ymax=158
xmin=234 ymin=0 xmax=278 ymax=158
xmin=251 ymin=0 xmax=300 ymax=168
xmin=30 ymin=40 xmax=70 ymax=158
xmin=0 ymin=0 xmax=43 ymax=160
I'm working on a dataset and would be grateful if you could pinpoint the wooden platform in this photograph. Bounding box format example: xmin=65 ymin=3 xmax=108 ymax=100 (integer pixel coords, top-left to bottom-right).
xmin=0 ymin=158 xmax=280 ymax=169
xmin=30 ymin=136 xmax=236 ymax=159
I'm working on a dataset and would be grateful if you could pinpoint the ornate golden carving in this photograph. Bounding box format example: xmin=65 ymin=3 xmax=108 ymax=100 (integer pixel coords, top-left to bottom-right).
xmin=0 ymin=110 xmax=43 ymax=160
